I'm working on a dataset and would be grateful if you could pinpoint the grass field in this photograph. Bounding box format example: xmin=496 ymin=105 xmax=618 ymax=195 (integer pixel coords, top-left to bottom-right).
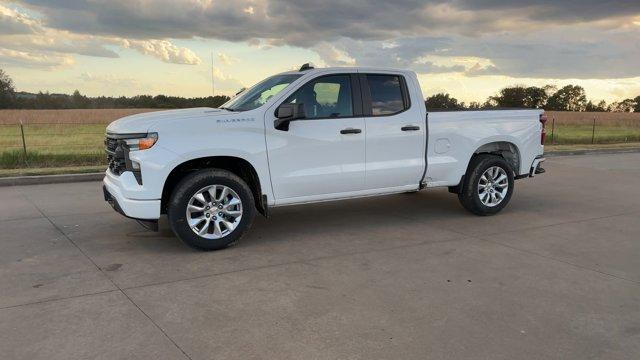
xmin=546 ymin=111 xmax=640 ymax=144
xmin=0 ymin=109 xmax=639 ymax=172
xmin=0 ymin=109 xmax=158 ymax=125
xmin=0 ymin=109 xmax=158 ymax=170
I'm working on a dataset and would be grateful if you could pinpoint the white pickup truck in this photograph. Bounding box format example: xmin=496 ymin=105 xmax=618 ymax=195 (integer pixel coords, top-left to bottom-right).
xmin=104 ymin=64 xmax=546 ymax=250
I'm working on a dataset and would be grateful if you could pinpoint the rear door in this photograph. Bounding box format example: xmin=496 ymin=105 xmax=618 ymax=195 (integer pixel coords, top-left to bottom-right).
xmin=265 ymin=73 xmax=367 ymax=203
xmin=361 ymin=73 xmax=425 ymax=189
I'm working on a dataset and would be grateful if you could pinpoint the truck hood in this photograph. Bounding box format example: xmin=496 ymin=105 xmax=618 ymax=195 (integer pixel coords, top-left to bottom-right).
xmin=106 ymin=107 xmax=231 ymax=134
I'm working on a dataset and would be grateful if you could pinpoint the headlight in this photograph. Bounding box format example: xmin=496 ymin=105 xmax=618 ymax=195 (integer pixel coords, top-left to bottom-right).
xmin=124 ymin=132 xmax=158 ymax=151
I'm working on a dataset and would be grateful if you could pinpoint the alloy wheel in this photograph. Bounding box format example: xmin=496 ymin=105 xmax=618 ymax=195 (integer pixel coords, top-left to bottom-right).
xmin=186 ymin=185 xmax=243 ymax=239
xmin=477 ymin=166 xmax=509 ymax=207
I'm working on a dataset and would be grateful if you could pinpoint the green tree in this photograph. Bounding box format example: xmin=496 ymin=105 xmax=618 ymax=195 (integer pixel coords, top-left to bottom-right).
xmin=546 ymin=85 xmax=587 ymax=111
xmin=585 ymin=100 xmax=608 ymax=112
xmin=71 ymin=90 xmax=91 ymax=108
xmin=608 ymin=98 xmax=636 ymax=112
xmin=0 ymin=68 xmax=16 ymax=109
xmin=468 ymin=101 xmax=482 ymax=109
xmin=634 ymin=96 xmax=640 ymax=113
xmin=488 ymin=85 xmax=552 ymax=108
xmin=425 ymin=93 xmax=464 ymax=110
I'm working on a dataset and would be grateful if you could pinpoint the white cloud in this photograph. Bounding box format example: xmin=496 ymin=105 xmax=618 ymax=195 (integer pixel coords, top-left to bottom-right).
xmin=7 ymin=0 xmax=640 ymax=78
xmin=0 ymin=4 xmax=201 ymax=67
xmin=78 ymin=71 xmax=141 ymax=87
xmin=0 ymin=3 xmax=42 ymax=34
xmin=0 ymin=48 xmax=74 ymax=68
xmin=216 ymin=52 xmax=236 ymax=65
xmin=209 ymin=67 xmax=244 ymax=94
xmin=313 ymin=42 xmax=355 ymax=67
xmin=465 ymin=63 xmax=501 ymax=77
xmin=2 ymin=0 xmax=640 ymax=99
xmin=121 ymin=39 xmax=201 ymax=65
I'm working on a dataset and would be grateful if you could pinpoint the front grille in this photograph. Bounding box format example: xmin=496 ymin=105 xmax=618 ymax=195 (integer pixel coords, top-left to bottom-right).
xmin=105 ymin=136 xmax=127 ymax=175
xmin=104 ymin=133 xmax=145 ymax=185
xmin=105 ymin=137 xmax=118 ymax=153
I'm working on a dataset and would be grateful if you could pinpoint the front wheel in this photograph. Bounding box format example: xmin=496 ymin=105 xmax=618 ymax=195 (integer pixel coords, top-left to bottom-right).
xmin=168 ymin=169 xmax=255 ymax=250
xmin=457 ymin=154 xmax=515 ymax=216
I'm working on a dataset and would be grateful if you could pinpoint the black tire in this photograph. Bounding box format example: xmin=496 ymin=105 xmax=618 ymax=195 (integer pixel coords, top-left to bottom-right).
xmin=167 ymin=169 xmax=255 ymax=251
xmin=457 ymin=154 xmax=515 ymax=216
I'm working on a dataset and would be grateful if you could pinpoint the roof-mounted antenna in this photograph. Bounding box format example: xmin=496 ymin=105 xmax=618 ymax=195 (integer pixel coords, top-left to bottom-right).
xmin=299 ymin=63 xmax=315 ymax=71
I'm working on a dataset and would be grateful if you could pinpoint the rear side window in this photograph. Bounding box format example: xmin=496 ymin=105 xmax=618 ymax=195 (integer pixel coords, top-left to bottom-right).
xmin=366 ymin=75 xmax=407 ymax=115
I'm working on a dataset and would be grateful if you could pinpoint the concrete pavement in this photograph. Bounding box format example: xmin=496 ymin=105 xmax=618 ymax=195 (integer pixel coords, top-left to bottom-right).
xmin=1 ymin=153 xmax=639 ymax=359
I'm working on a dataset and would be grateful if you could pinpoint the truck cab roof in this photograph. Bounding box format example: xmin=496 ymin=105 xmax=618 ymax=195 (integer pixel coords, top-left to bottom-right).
xmin=278 ymin=65 xmax=415 ymax=76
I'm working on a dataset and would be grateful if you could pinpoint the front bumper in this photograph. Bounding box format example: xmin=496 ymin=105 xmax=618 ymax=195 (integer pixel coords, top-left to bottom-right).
xmin=103 ymin=172 xmax=160 ymax=220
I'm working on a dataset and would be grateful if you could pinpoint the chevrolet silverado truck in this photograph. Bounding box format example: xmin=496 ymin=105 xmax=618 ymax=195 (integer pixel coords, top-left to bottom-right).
xmin=104 ymin=64 xmax=546 ymax=250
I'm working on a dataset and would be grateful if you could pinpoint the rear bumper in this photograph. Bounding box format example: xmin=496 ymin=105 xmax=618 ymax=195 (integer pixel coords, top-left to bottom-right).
xmin=103 ymin=173 xmax=160 ymax=220
xmin=529 ymin=156 xmax=546 ymax=177
xmin=515 ymin=155 xmax=546 ymax=180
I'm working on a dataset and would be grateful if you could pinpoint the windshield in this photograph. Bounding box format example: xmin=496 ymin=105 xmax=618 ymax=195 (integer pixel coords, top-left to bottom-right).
xmin=221 ymin=74 xmax=302 ymax=111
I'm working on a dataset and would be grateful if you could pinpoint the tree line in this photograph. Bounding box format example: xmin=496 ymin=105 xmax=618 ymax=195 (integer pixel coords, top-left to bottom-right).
xmin=1 ymin=68 xmax=639 ymax=112
xmin=427 ymin=85 xmax=640 ymax=112
xmin=0 ymin=69 xmax=230 ymax=109
xmin=10 ymin=90 xmax=231 ymax=110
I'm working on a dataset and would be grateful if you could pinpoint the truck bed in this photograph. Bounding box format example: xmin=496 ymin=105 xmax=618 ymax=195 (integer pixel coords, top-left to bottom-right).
xmin=425 ymin=109 xmax=544 ymax=187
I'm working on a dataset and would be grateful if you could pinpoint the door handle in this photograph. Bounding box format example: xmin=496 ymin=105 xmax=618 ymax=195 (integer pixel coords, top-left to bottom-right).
xmin=401 ymin=125 xmax=420 ymax=131
xmin=340 ymin=128 xmax=362 ymax=134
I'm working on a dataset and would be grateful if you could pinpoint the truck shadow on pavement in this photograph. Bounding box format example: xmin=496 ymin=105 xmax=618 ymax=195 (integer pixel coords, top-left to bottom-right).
xmin=128 ymin=185 xmax=569 ymax=252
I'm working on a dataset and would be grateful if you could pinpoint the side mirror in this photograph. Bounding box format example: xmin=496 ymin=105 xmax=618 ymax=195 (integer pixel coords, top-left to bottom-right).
xmin=274 ymin=103 xmax=305 ymax=131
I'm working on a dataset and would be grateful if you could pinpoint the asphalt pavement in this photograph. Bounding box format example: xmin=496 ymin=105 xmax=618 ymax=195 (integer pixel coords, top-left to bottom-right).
xmin=1 ymin=153 xmax=639 ymax=360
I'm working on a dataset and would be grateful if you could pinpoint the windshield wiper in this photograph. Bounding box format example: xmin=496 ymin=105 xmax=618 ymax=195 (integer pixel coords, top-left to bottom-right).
xmin=219 ymin=107 xmax=238 ymax=112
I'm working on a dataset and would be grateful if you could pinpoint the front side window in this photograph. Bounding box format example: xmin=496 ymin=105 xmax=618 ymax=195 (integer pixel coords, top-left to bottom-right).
xmin=284 ymin=75 xmax=353 ymax=119
xmin=222 ymin=74 xmax=302 ymax=111
xmin=366 ymin=75 xmax=406 ymax=115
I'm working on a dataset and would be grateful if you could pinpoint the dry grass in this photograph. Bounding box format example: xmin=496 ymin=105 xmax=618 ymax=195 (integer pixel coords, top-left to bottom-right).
xmin=545 ymin=111 xmax=640 ymax=144
xmin=545 ymin=142 xmax=640 ymax=152
xmin=0 ymin=109 xmax=159 ymax=169
xmin=1 ymin=109 xmax=639 ymax=170
xmin=0 ymin=108 xmax=158 ymax=125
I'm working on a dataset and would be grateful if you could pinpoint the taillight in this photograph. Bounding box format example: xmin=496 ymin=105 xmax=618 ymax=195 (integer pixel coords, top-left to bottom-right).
xmin=539 ymin=113 xmax=547 ymax=145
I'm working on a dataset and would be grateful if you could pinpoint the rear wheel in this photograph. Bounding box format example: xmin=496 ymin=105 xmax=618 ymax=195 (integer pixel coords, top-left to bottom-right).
xmin=168 ymin=169 xmax=255 ymax=250
xmin=458 ymin=154 xmax=514 ymax=216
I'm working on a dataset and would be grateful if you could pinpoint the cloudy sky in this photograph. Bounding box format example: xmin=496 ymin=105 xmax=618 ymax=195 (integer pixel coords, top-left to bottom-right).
xmin=1 ymin=0 xmax=639 ymax=103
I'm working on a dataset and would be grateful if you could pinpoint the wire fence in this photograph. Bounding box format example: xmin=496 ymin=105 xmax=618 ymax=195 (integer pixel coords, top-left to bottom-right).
xmin=0 ymin=122 xmax=107 ymax=169
xmin=547 ymin=116 xmax=640 ymax=145
xmin=1 ymin=115 xmax=639 ymax=169
xmin=1 ymin=122 xmax=106 ymax=151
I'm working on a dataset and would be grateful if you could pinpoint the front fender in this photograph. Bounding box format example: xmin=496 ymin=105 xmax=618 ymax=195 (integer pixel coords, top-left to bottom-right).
xmin=154 ymin=127 xmax=273 ymax=204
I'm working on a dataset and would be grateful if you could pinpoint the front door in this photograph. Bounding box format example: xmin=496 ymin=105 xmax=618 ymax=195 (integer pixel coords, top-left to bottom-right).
xmin=265 ymin=74 xmax=366 ymax=203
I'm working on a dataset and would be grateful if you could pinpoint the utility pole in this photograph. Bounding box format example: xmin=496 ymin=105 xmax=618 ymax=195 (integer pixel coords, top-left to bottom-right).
xmin=211 ymin=52 xmax=215 ymax=97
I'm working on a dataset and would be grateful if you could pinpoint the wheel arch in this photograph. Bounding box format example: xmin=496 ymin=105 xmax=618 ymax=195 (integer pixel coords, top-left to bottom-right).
xmin=472 ymin=140 xmax=521 ymax=175
xmin=449 ymin=140 xmax=521 ymax=194
xmin=161 ymin=156 xmax=267 ymax=216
